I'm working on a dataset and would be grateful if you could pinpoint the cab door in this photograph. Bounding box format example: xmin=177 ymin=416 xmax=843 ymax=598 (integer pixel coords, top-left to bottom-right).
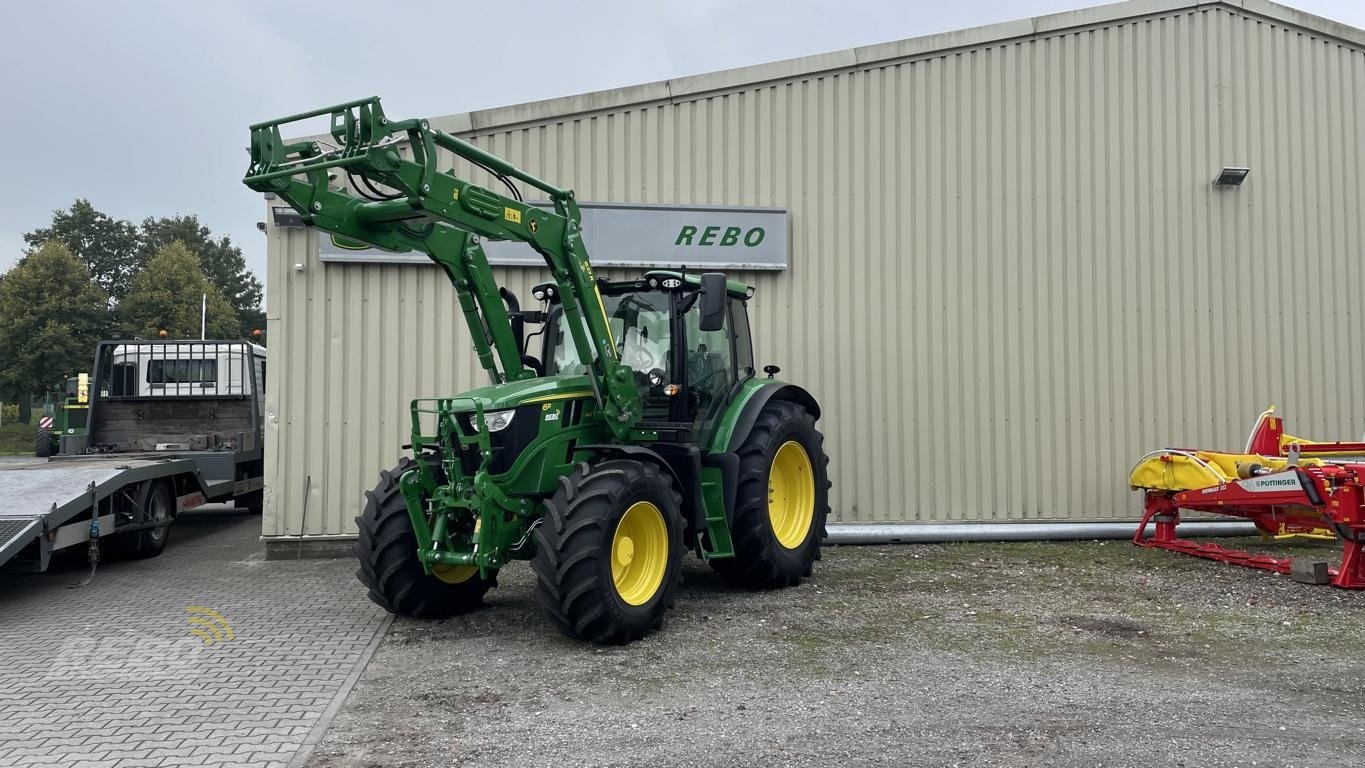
xmin=682 ymin=298 xmax=738 ymax=445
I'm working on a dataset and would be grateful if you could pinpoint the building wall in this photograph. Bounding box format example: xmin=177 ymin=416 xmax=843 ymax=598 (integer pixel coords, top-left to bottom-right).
xmin=263 ymin=2 xmax=1365 ymax=538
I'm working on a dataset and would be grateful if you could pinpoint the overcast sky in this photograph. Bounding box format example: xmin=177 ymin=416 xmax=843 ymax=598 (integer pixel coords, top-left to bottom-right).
xmin=3 ymin=0 xmax=1362 ymax=305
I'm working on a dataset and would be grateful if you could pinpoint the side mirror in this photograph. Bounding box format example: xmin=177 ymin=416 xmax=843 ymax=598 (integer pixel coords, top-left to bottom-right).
xmin=698 ymin=272 xmax=727 ymax=332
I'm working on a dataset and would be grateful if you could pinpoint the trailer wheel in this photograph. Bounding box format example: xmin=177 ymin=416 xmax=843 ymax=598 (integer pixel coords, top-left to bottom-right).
xmin=710 ymin=400 xmax=830 ymax=588
xmin=122 ymin=481 xmax=174 ymax=558
xmin=235 ymin=491 xmax=263 ymax=513
xmin=34 ymin=428 xmax=54 ymax=457
xmin=531 ymin=460 xmax=684 ymax=644
xmin=354 ymin=456 xmax=495 ymax=619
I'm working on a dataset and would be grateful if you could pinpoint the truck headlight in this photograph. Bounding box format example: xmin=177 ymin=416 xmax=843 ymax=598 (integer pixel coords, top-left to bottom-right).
xmin=481 ymin=409 xmax=516 ymax=432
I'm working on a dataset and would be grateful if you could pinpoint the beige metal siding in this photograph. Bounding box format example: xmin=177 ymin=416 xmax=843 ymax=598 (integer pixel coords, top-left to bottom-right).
xmin=264 ymin=4 xmax=1365 ymax=537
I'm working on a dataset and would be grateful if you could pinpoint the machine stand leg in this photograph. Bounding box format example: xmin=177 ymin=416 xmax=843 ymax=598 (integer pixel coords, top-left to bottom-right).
xmin=1334 ymin=537 xmax=1365 ymax=589
xmin=1135 ymin=493 xmax=1180 ymax=545
xmin=1152 ymin=513 xmax=1179 ymax=544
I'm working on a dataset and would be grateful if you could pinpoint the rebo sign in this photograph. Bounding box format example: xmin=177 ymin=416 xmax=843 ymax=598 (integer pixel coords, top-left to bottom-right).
xmin=674 ymin=225 xmax=766 ymax=248
xmin=314 ymin=201 xmax=788 ymax=271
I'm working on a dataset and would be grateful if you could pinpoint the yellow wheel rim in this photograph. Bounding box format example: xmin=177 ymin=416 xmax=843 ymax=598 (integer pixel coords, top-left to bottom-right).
xmin=612 ymin=501 xmax=669 ymax=606
xmin=768 ymin=440 xmax=816 ymax=549
xmin=432 ymin=564 xmax=478 ymax=584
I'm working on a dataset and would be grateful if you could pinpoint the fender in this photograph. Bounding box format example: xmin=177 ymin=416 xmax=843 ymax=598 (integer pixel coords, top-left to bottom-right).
xmin=712 ymin=379 xmax=822 ymax=454
xmin=580 ymin=443 xmax=701 ymax=534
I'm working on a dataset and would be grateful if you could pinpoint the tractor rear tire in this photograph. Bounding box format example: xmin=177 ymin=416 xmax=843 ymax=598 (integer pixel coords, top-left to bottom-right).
xmin=35 ymin=428 xmax=53 ymax=457
xmin=531 ymin=460 xmax=684 ymax=644
xmin=710 ymin=400 xmax=830 ymax=589
xmin=355 ymin=456 xmax=495 ymax=619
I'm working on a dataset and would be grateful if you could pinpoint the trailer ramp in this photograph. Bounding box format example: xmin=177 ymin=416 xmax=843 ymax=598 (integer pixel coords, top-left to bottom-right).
xmin=0 ymin=456 xmax=196 ymax=570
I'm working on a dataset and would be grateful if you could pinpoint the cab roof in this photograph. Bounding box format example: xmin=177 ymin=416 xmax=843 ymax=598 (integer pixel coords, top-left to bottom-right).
xmin=532 ymin=270 xmax=753 ymax=303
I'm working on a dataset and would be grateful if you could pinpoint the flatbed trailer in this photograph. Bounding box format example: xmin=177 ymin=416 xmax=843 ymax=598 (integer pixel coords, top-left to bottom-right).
xmin=0 ymin=340 xmax=266 ymax=573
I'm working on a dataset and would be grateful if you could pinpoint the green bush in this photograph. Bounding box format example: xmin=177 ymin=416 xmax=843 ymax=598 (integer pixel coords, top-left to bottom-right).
xmin=0 ymin=403 xmax=19 ymax=424
xmin=0 ymin=422 xmax=32 ymax=454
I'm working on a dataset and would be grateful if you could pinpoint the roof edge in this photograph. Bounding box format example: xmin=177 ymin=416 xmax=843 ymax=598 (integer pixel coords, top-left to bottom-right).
xmin=437 ymin=0 xmax=1363 ymax=135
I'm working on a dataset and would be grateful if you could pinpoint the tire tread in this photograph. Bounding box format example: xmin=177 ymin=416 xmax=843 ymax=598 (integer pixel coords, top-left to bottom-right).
xmin=354 ymin=457 xmax=494 ymax=619
xmin=710 ymin=400 xmax=831 ymax=588
xmin=530 ymin=460 xmax=684 ymax=644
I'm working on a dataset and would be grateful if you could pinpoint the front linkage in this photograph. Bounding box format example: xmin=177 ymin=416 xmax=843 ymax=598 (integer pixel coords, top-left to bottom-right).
xmin=402 ymin=398 xmax=538 ymax=578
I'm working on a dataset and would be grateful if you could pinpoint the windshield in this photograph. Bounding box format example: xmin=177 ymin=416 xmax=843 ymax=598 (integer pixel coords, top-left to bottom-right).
xmin=546 ymin=291 xmax=672 ymax=378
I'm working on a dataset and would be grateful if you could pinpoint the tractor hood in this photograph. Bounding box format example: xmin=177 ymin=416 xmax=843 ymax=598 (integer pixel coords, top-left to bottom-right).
xmin=452 ymin=374 xmax=594 ymax=411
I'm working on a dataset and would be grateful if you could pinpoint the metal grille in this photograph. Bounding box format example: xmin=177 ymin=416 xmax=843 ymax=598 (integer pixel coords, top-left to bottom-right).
xmin=0 ymin=518 xmax=39 ymax=545
xmin=93 ymin=341 xmax=258 ymax=401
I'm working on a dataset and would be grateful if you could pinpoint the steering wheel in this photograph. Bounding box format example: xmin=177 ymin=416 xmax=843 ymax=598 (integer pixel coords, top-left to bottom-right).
xmin=620 ymin=337 xmax=662 ymax=372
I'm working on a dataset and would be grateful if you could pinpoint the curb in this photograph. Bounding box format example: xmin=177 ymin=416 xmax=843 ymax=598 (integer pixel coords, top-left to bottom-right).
xmin=287 ymin=612 xmax=394 ymax=768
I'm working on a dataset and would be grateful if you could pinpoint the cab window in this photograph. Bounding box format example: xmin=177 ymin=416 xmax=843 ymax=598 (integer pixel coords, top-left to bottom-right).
xmin=685 ymin=298 xmax=735 ymax=429
xmin=731 ymin=301 xmax=754 ymax=380
xmin=547 ymin=291 xmax=672 ymax=382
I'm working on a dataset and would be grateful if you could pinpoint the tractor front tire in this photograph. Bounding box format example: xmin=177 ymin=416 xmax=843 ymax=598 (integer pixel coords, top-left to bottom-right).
xmin=355 ymin=457 xmax=495 ymax=619
xmin=531 ymin=460 xmax=684 ymax=644
xmin=34 ymin=428 xmax=54 ymax=457
xmin=711 ymin=400 xmax=830 ymax=588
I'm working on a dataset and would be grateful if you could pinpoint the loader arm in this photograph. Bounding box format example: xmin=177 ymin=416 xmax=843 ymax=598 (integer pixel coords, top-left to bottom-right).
xmin=243 ymin=97 xmax=640 ymax=436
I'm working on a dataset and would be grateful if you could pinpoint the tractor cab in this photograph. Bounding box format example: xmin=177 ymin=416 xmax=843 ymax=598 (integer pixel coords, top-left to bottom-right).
xmin=531 ymin=271 xmax=756 ymax=443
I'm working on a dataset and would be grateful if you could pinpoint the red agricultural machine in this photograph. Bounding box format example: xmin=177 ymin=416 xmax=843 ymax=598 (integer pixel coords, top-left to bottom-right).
xmin=1129 ymin=407 xmax=1365 ymax=588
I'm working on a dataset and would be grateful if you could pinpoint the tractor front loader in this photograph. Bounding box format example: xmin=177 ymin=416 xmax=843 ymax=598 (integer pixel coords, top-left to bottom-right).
xmin=244 ymin=97 xmax=830 ymax=643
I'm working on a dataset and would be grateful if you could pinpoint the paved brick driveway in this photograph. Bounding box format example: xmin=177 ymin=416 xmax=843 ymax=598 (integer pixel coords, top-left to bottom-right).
xmin=0 ymin=506 xmax=388 ymax=768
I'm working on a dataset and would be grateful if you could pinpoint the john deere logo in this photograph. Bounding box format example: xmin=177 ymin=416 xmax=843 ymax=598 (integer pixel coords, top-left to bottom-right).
xmin=186 ymin=606 xmax=235 ymax=645
xmin=675 ymin=225 xmax=766 ymax=247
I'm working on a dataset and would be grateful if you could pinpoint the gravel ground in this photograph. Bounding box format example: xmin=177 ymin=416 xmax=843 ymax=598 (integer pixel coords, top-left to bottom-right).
xmin=309 ymin=538 xmax=1365 ymax=768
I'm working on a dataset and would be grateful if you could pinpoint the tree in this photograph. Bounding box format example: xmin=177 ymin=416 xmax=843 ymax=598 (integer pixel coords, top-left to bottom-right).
xmin=0 ymin=243 xmax=110 ymax=408
xmin=117 ymin=242 xmax=239 ymax=339
xmin=238 ymin=306 xmax=267 ymax=342
xmin=23 ymin=199 xmax=141 ymax=301
xmin=139 ymin=215 xmax=264 ymax=337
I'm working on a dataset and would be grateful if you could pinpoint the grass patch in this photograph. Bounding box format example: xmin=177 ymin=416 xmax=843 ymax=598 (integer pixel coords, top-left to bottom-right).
xmin=0 ymin=422 xmax=34 ymax=454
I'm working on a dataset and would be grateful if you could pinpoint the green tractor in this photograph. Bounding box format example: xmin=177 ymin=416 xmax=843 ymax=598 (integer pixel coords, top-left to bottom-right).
xmin=35 ymin=373 xmax=89 ymax=457
xmin=244 ymin=98 xmax=830 ymax=643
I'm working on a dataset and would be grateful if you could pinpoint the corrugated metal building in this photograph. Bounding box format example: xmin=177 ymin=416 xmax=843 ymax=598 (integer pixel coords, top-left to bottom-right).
xmin=261 ymin=0 xmax=1365 ymax=547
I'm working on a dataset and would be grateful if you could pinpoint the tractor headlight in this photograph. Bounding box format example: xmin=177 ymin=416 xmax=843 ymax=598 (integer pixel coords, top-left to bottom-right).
xmin=480 ymin=409 xmax=516 ymax=432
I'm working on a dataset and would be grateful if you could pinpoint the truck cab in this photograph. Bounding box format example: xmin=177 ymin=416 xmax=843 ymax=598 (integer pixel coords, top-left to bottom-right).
xmin=82 ymin=341 xmax=266 ymax=454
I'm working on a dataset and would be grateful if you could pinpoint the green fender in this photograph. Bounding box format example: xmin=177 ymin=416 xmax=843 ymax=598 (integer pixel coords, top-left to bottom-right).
xmin=709 ymin=378 xmax=822 ymax=454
